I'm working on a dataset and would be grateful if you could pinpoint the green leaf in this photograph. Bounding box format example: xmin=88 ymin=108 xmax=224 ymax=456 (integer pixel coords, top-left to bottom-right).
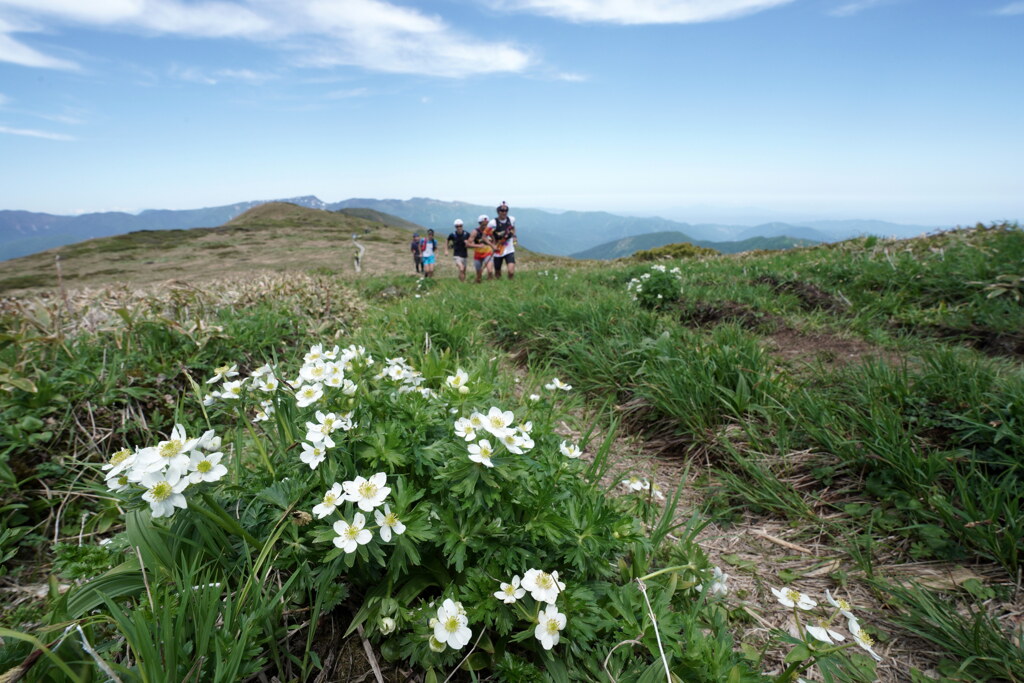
xmin=784 ymin=643 xmax=811 ymax=663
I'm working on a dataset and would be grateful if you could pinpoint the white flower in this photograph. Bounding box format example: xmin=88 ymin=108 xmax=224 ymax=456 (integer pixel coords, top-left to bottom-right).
xmin=559 ymin=441 xmax=581 ymax=459
xmin=206 ymin=363 xmax=238 ymax=384
xmin=313 ymin=483 xmax=344 ymax=519
xmin=379 ymin=617 xmax=396 ymax=635
xmin=187 ymin=451 xmax=228 ymax=484
xmin=534 ymin=604 xmax=566 ymax=650
xmin=300 ymin=360 xmax=329 ymax=383
xmin=140 ymin=468 xmax=189 ymax=518
xmin=295 ymin=383 xmax=324 ymax=408
xmin=620 ymin=476 xmax=649 ymax=492
xmin=257 ymin=375 xmax=280 ymax=392
xmin=138 ymin=424 xmax=198 ymax=473
xmin=203 ymin=393 xmax=217 ymax=406
xmin=848 ymin=619 xmax=882 ymax=661
xmin=445 ymin=368 xmax=469 ymax=390
xmin=521 ymin=569 xmax=565 ymax=604
xmin=102 ymin=447 xmax=136 ymax=477
xmin=299 ymin=442 xmax=327 ymax=470
xmin=468 ymin=440 xmax=495 ymax=468
xmin=494 ymin=575 xmax=526 ymax=604
xmin=696 ymin=566 xmax=729 ymax=597
xmin=341 ymin=379 xmax=358 ymax=396
xmin=544 ymin=378 xmax=572 ymax=391
xmin=374 ymin=504 xmax=406 ymax=542
xmin=482 ymin=406 xmax=515 ymax=438
xmin=771 ymin=587 xmax=817 ymax=611
xmin=433 ymin=599 xmax=472 ymax=650
xmin=528 ymin=393 xmax=540 ymax=402
xmin=806 ymin=620 xmax=845 ymax=644
xmin=453 ymin=417 xmax=477 ymax=442
xmin=332 ymin=513 xmax=373 ymax=553
xmin=825 ymin=590 xmax=857 ymax=620
xmin=342 ymin=472 xmax=391 ymax=511
xmin=305 ymin=411 xmax=340 ymax=448
xmin=304 ymin=344 xmax=325 ymax=363
xmin=250 ymin=363 xmax=273 ymax=379
xmin=499 ymin=431 xmax=525 ymax=455
xmin=194 ymin=430 xmax=221 ymax=452
xmin=106 ymin=471 xmax=131 ymax=492
xmin=220 ymin=379 xmax=245 ymax=399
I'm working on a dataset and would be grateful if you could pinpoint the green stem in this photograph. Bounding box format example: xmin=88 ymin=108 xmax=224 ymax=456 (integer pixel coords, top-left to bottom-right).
xmin=195 ymin=493 xmax=260 ymax=546
xmin=638 ymin=563 xmax=696 ymax=582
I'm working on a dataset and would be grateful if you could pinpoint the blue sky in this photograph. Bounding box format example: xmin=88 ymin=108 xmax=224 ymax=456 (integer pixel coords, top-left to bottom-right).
xmin=0 ymin=0 xmax=1021 ymax=226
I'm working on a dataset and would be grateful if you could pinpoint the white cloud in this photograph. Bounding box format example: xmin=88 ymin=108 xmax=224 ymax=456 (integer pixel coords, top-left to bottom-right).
xmin=170 ymin=64 xmax=277 ymax=84
xmin=994 ymin=2 xmax=1024 ymax=15
xmin=488 ymin=0 xmax=796 ymax=24
xmin=829 ymin=0 xmax=892 ymax=17
xmin=0 ymin=92 xmax=8 ymax=106
xmin=555 ymin=72 xmax=588 ymax=82
xmin=0 ymin=0 xmax=535 ymax=77
xmin=0 ymin=17 xmax=79 ymax=69
xmin=0 ymin=123 xmax=74 ymax=140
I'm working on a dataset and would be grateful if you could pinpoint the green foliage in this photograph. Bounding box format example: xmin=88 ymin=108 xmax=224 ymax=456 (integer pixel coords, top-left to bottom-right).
xmin=631 ymin=242 xmax=718 ymax=261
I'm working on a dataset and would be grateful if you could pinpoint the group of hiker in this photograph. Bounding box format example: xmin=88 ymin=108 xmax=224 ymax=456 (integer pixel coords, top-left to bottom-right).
xmin=410 ymin=202 xmax=517 ymax=283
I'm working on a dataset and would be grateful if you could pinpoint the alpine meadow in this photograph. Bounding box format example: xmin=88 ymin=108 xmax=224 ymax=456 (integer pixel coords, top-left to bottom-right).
xmin=1 ymin=204 xmax=1022 ymax=682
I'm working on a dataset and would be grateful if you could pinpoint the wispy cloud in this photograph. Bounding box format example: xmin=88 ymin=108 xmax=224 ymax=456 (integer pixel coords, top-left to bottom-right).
xmin=994 ymin=2 xmax=1024 ymax=15
xmin=555 ymin=72 xmax=588 ymax=82
xmin=0 ymin=123 xmax=74 ymax=140
xmin=0 ymin=16 xmax=79 ymax=69
xmin=0 ymin=0 xmax=535 ymax=77
xmin=488 ymin=0 xmax=796 ymax=24
xmin=829 ymin=0 xmax=893 ymax=17
xmin=169 ymin=64 xmax=277 ymax=85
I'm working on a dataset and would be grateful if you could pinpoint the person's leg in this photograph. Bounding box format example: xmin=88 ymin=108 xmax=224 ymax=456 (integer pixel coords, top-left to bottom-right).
xmin=474 ymin=258 xmax=483 ymax=283
xmin=493 ymin=255 xmax=503 ymax=279
xmin=505 ymin=253 xmax=516 ymax=280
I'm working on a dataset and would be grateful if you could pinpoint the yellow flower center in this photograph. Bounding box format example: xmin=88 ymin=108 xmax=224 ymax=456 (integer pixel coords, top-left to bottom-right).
xmin=150 ymin=482 xmax=172 ymax=501
xmin=857 ymin=631 xmax=874 ymax=647
xmin=503 ymin=585 xmax=516 ymax=596
xmin=214 ymin=364 xmax=230 ymax=375
xmin=322 ymin=418 xmax=335 ymax=431
xmin=159 ymin=440 xmax=183 ymax=459
xmin=785 ymin=589 xmax=800 ymax=602
xmin=323 ymin=492 xmax=337 ymax=505
xmin=838 ymin=598 xmax=851 ymax=611
xmin=384 ymin=512 xmax=398 ymax=526
xmin=109 ymin=448 xmax=131 ymax=466
xmin=197 ymin=460 xmax=212 ymax=473
xmin=444 ymin=616 xmax=461 ymax=633
xmin=536 ymin=573 xmax=553 ymax=589
xmin=545 ymin=619 xmax=560 ymax=635
xmin=345 ymin=525 xmax=361 ymax=540
xmin=359 ymin=481 xmax=378 ymax=499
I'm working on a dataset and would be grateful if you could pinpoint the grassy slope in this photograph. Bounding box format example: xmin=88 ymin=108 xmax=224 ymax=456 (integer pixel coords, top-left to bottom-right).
xmin=2 ymin=220 xmax=1022 ymax=681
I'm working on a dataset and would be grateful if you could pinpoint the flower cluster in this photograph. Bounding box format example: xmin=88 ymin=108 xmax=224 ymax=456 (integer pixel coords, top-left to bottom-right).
xmin=103 ymin=425 xmax=226 ymax=518
xmin=772 ymin=585 xmax=883 ymax=662
xmin=315 ymin=472 xmax=406 ymax=553
xmin=493 ymin=568 xmax=568 ymax=650
xmin=376 ymin=356 xmax=437 ymax=398
xmin=626 ymin=264 xmax=683 ymax=310
xmin=429 ymin=599 xmax=472 ymax=651
xmin=619 ymin=476 xmax=665 ymax=501
xmin=454 ymin=406 xmax=535 ymax=467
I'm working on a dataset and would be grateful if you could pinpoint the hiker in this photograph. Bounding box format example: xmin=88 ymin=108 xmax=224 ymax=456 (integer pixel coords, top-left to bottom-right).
xmin=420 ymin=229 xmax=438 ymax=278
xmin=446 ymin=219 xmax=470 ymax=282
xmin=490 ymin=202 xmax=517 ymax=280
xmin=410 ymin=233 xmax=423 ymax=274
xmin=467 ymin=215 xmax=495 ymax=283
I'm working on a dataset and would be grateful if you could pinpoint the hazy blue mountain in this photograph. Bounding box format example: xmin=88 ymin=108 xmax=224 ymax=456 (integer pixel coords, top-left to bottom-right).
xmin=329 ymin=198 xmax=698 ymax=256
xmin=570 ymin=231 xmax=819 ymax=260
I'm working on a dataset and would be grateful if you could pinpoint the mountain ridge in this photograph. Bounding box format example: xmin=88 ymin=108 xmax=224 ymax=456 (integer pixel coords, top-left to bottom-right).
xmin=1 ymin=195 xmax=942 ymax=261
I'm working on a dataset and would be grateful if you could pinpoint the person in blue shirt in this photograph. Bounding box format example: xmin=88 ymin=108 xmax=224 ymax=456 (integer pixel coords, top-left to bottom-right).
xmin=419 ymin=229 xmax=439 ymax=278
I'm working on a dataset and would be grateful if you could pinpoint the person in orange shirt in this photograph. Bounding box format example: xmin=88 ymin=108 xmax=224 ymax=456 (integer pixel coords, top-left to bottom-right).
xmin=467 ymin=214 xmax=495 ymax=283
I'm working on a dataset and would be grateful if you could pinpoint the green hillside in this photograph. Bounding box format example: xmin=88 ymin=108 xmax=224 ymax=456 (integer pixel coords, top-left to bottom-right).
xmin=2 ymin=221 xmax=1022 ymax=682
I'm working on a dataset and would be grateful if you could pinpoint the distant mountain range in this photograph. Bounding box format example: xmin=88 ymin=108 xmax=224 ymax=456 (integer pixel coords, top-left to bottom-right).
xmin=0 ymin=194 xmax=942 ymax=262
xmin=570 ymin=232 xmax=820 ymax=260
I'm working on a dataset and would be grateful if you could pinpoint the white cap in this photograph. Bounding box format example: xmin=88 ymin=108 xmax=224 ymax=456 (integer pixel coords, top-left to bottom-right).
xmin=454 ymin=219 xmax=463 ymax=226
xmin=478 ymin=214 xmax=489 ymax=223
